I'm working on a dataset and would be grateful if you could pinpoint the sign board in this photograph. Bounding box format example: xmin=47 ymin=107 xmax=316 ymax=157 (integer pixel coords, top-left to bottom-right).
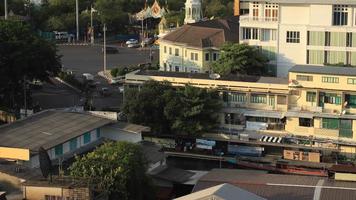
xmin=196 ymin=139 xmax=216 ymax=150
xmin=0 ymin=147 xmax=30 ymax=161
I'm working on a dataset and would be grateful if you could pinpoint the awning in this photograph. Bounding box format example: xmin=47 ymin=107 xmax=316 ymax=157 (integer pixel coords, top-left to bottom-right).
xmin=244 ymin=110 xmax=284 ymax=119
xmin=285 ymin=111 xmax=314 ymax=119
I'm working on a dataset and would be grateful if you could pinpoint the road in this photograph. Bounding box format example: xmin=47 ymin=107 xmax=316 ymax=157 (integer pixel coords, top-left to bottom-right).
xmin=32 ymin=45 xmax=158 ymax=110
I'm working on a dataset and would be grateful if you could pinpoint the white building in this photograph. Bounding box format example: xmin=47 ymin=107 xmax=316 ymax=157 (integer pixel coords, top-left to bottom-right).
xmin=239 ymin=0 xmax=356 ymax=77
xmin=184 ymin=0 xmax=202 ymax=24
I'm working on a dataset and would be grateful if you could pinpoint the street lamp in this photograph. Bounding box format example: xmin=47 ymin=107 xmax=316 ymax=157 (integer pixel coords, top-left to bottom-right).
xmin=103 ymin=24 xmax=107 ymax=72
xmin=90 ymin=6 xmax=97 ymax=45
xmin=4 ymin=0 xmax=8 ymax=20
xmin=76 ymin=0 xmax=79 ymax=41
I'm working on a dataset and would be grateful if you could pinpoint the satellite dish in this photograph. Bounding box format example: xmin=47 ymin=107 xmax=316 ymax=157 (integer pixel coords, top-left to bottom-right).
xmin=209 ymin=73 xmax=221 ymax=80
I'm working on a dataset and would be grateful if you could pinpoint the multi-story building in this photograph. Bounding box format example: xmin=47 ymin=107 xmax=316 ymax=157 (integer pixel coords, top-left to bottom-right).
xmin=125 ymin=65 xmax=356 ymax=155
xmin=239 ymin=0 xmax=356 ymax=77
xmin=159 ymin=17 xmax=239 ymax=73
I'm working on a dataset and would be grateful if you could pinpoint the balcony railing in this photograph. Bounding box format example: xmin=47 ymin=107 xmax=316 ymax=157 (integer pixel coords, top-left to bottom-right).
xmin=240 ymin=15 xmax=278 ymax=23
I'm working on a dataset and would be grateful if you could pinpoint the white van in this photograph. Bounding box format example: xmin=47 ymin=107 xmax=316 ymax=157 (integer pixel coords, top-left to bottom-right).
xmin=82 ymin=73 xmax=94 ymax=81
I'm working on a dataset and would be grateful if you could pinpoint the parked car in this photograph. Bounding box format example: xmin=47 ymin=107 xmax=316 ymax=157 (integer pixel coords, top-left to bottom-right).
xmin=127 ymin=43 xmax=140 ymax=48
xmin=125 ymin=39 xmax=138 ymax=45
xmin=102 ymin=46 xmax=119 ymax=54
xmin=143 ymin=37 xmax=154 ymax=46
xmin=82 ymin=73 xmax=94 ymax=81
xmin=28 ymin=79 xmax=43 ymax=89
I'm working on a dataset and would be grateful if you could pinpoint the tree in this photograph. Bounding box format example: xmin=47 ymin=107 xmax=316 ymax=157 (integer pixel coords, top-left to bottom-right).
xmin=69 ymin=142 xmax=155 ymax=200
xmin=123 ymin=81 xmax=222 ymax=137
xmin=212 ymin=43 xmax=269 ymax=76
xmin=164 ymin=85 xmax=221 ymax=137
xmin=38 ymin=147 xmax=53 ymax=179
xmin=0 ymin=21 xmax=61 ymax=110
xmin=123 ymin=81 xmax=173 ymax=134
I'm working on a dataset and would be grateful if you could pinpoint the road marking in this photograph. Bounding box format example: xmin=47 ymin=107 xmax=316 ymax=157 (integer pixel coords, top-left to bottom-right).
xmin=313 ymin=179 xmax=325 ymax=200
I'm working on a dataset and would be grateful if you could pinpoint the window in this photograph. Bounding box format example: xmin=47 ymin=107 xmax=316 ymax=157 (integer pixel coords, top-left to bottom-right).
xmin=175 ymin=66 xmax=179 ymax=72
xmin=323 ymin=93 xmax=342 ymax=105
xmin=348 ymin=78 xmax=356 ymax=85
xmin=242 ymin=28 xmax=258 ymax=40
xmin=229 ymin=92 xmax=246 ymax=103
xmin=164 ymin=46 xmax=167 ymax=53
xmin=252 ymin=2 xmax=259 ymax=19
xmin=191 ymin=53 xmax=198 ymax=61
xmin=322 ymin=76 xmax=339 ymax=83
xmin=296 ymin=75 xmax=313 ymax=81
xmin=339 ymin=119 xmax=353 ymax=138
xmin=345 ymin=94 xmax=356 ymax=108
xmin=330 ymin=32 xmax=346 ymax=47
xmin=322 ymin=118 xmax=339 ymax=129
xmin=306 ymin=92 xmax=316 ymax=102
xmin=250 ymin=94 xmax=267 ymax=104
xmin=96 ymin=129 xmax=101 ymax=138
xmin=205 ymin=53 xmax=210 ymax=61
xmin=299 ymin=118 xmax=313 ymax=127
xmin=261 ymin=29 xmax=276 ymax=41
xmin=264 ymin=3 xmax=278 ymax=21
xmin=213 ymin=53 xmax=218 ymax=61
xmin=54 ymin=145 xmax=63 ymax=156
xmin=347 ymin=32 xmax=352 ymax=47
xmin=308 ymin=31 xmax=325 ymax=46
xmin=175 ymin=48 xmax=179 ymax=56
xmin=69 ymin=138 xmax=77 ymax=151
xmin=286 ymin=31 xmax=300 ymax=43
xmin=326 ymin=51 xmax=346 ymax=65
xmin=169 ymin=47 xmax=172 ymax=55
xmin=84 ymin=132 xmax=91 ymax=144
xmin=333 ymin=5 xmax=348 ymax=26
xmin=277 ymin=95 xmax=287 ymax=105
xmin=194 ymin=53 xmax=198 ymax=61
xmin=307 ymin=50 xmax=324 ymax=65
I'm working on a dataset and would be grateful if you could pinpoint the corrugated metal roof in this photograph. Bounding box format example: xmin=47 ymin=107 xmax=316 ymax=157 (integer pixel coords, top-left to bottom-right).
xmin=241 ymin=0 xmax=356 ymax=5
xmin=289 ymin=65 xmax=356 ymax=76
xmin=0 ymin=110 xmax=114 ymax=152
xmin=193 ymin=169 xmax=356 ymax=200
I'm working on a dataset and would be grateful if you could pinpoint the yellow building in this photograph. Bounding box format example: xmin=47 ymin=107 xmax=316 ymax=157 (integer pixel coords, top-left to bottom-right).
xmin=159 ymin=17 xmax=239 ymax=73
xmin=125 ymin=65 xmax=356 ymax=155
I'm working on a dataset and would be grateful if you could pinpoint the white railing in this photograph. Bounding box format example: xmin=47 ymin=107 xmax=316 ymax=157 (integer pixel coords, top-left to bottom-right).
xmin=240 ymin=15 xmax=278 ymax=23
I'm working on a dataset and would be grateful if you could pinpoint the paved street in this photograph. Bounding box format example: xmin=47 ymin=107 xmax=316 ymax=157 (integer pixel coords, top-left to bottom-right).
xmin=32 ymin=45 xmax=158 ymax=110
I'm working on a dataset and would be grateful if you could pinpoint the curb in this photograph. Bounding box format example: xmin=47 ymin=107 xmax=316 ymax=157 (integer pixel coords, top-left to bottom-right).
xmin=54 ymin=77 xmax=82 ymax=93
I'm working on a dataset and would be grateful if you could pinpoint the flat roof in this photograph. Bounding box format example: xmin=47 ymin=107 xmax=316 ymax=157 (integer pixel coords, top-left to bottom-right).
xmin=194 ymin=169 xmax=356 ymax=200
xmin=241 ymin=0 xmax=356 ymax=5
xmin=0 ymin=110 xmax=114 ymax=152
xmin=135 ymin=70 xmax=289 ymax=85
xmin=289 ymin=65 xmax=356 ymax=76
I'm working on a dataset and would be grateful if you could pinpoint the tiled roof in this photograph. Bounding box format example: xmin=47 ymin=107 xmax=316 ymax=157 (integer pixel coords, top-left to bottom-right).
xmin=193 ymin=169 xmax=356 ymax=200
xmin=161 ymin=16 xmax=239 ymax=48
xmin=0 ymin=110 xmax=114 ymax=152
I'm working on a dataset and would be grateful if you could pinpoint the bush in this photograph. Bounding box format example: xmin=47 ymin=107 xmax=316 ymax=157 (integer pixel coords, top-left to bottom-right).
xmin=110 ymin=68 xmax=119 ymax=77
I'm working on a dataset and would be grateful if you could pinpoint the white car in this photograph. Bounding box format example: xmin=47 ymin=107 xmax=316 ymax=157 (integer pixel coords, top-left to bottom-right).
xmin=82 ymin=73 xmax=94 ymax=81
xmin=125 ymin=39 xmax=138 ymax=45
xmin=127 ymin=43 xmax=140 ymax=48
xmin=110 ymin=76 xmax=125 ymax=85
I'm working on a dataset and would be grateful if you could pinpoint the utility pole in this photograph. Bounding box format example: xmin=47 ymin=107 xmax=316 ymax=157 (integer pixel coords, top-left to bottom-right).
xmin=76 ymin=0 xmax=79 ymax=41
xmin=103 ymin=24 xmax=107 ymax=72
xmin=23 ymin=77 xmax=27 ymax=118
xmin=90 ymin=6 xmax=96 ymax=45
xmin=4 ymin=0 xmax=8 ymax=20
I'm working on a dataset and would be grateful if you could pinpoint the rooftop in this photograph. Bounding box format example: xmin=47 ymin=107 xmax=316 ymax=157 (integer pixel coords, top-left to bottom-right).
xmin=0 ymin=110 xmax=114 ymax=152
xmin=135 ymin=70 xmax=289 ymax=85
xmin=193 ymin=169 xmax=356 ymax=200
xmin=161 ymin=17 xmax=239 ymax=49
xmin=241 ymin=0 xmax=356 ymax=5
xmin=290 ymin=65 xmax=356 ymax=76
xmin=175 ymin=183 xmax=266 ymax=200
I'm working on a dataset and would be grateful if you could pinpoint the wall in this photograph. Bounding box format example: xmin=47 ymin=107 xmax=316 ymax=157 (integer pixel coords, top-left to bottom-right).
xmin=23 ymin=186 xmax=90 ymax=200
xmin=309 ymin=5 xmax=332 ymax=26
xmin=285 ymin=117 xmax=314 ymax=136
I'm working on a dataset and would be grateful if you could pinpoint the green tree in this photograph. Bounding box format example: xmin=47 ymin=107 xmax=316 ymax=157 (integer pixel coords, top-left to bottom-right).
xmin=0 ymin=20 xmax=61 ymax=110
xmin=123 ymin=81 xmax=222 ymax=137
xmin=69 ymin=142 xmax=155 ymax=200
xmin=123 ymin=81 xmax=173 ymax=134
xmin=164 ymin=85 xmax=221 ymax=137
xmin=212 ymin=43 xmax=269 ymax=76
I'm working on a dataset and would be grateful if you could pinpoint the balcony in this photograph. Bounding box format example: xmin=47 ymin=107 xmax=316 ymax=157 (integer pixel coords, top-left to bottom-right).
xmin=239 ymin=15 xmax=279 ymax=28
